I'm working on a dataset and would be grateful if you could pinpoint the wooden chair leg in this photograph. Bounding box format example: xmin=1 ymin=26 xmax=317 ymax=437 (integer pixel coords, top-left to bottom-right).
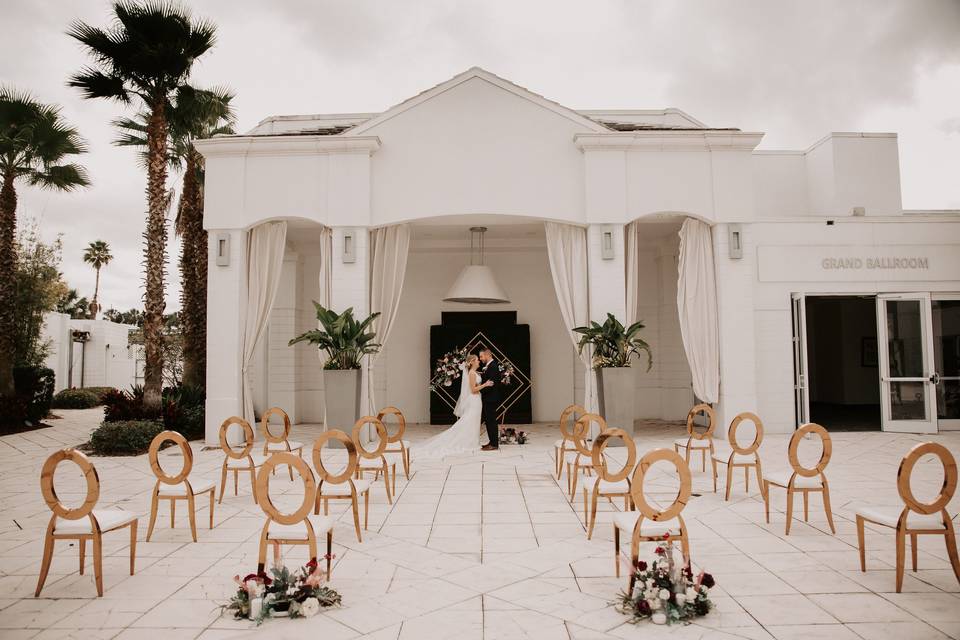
xmin=744 ymin=465 xmax=749 ymax=492
xmin=129 ymin=520 xmax=138 ymax=575
xmin=249 ymin=467 xmax=258 ymax=504
xmin=209 ymin=489 xmax=215 ymax=529
xmin=911 ymin=533 xmax=918 ymax=572
xmin=233 ymin=469 xmax=239 ymax=496
xmin=711 ymin=457 xmax=718 ymax=493
xmin=364 ymin=491 xmax=370 ymax=530
xmin=895 ymin=528 xmax=906 ymax=593
xmin=755 ymin=462 xmax=764 ymax=499
xmin=35 ymin=529 xmax=55 ymax=597
xmin=613 ymin=525 xmax=620 ymax=577
xmin=93 ymin=532 xmax=104 ymax=597
xmin=351 ymin=497 xmax=362 ymax=542
xmin=187 ymin=494 xmax=198 ymax=543
xmin=785 ymin=487 xmax=795 ymax=535
xmin=391 ymin=463 xmax=397 ymax=497
xmin=570 ymin=463 xmax=580 ymax=500
xmin=724 ymin=464 xmax=734 ymax=502
xmin=763 ymin=481 xmax=771 ymax=523
xmin=701 ymin=449 xmax=706 ymax=473
xmin=326 ymin=532 xmax=333 ymax=580
xmin=679 ymin=535 xmax=690 ymax=565
xmin=170 ymin=497 xmax=176 ymax=530
xmin=79 ymin=538 xmax=86 ymax=575
xmin=943 ymin=521 xmax=960 ymax=588
xmin=822 ymin=482 xmax=837 ymax=534
xmin=856 ymin=515 xmax=866 ymax=571
xmin=218 ymin=464 xmax=228 ymax=504
xmin=803 ymin=490 xmax=809 ymax=521
xmin=273 ymin=540 xmax=281 ymax=565
xmin=146 ymin=491 xmax=159 ymax=542
xmin=587 ymin=489 xmax=599 ymax=540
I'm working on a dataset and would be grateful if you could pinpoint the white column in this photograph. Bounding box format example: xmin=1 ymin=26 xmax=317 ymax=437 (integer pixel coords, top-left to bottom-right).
xmin=587 ymin=223 xmax=626 ymax=323
xmin=712 ymin=222 xmax=758 ymax=427
xmin=205 ymin=228 xmax=246 ymax=445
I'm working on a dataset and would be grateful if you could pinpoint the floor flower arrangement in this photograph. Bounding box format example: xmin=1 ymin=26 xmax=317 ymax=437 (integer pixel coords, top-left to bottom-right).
xmin=616 ymin=535 xmax=714 ymax=625
xmin=226 ymin=559 xmax=341 ymax=625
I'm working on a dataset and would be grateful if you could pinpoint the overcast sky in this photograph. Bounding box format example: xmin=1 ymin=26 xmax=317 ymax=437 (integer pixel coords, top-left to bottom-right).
xmin=3 ymin=0 xmax=959 ymax=312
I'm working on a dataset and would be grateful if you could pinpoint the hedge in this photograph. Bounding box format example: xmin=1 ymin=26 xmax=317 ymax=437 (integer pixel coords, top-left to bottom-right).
xmin=0 ymin=366 xmax=55 ymax=431
xmin=88 ymin=420 xmax=164 ymax=456
xmin=51 ymin=388 xmax=102 ymax=409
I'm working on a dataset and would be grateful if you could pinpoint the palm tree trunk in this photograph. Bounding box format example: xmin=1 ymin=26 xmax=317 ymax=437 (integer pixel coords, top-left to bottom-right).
xmin=142 ymin=101 xmax=169 ymax=408
xmin=0 ymin=173 xmax=17 ymax=397
xmin=91 ymin=267 xmax=101 ymax=319
xmin=180 ymin=149 xmax=206 ymax=388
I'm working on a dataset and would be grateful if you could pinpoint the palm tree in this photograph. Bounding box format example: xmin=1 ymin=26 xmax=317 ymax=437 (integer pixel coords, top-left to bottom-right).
xmin=0 ymin=88 xmax=89 ymax=397
xmin=115 ymin=86 xmax=235 ymax=387
xmin=82 ymin=240 xmax=112 ymax=319
xmin=57 ymin=288 xmax=92 ymax=320
xmin=68 ymin=1 xmax=217 ymax=407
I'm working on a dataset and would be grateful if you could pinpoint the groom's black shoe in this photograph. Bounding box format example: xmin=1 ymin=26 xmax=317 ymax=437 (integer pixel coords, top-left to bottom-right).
xmin=481 ymin=444 xmax=498 ymax=451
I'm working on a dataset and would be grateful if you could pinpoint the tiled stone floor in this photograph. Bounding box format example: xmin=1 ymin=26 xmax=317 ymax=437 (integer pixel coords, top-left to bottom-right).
xmin=2 ymin=409 xmax=960 ymax=639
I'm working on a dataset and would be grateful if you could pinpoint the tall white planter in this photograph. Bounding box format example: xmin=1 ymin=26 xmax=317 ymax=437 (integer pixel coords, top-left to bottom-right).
xmin=323 ymin=369 xmax=361 ymax=431
xmin=598 ymin=367 xmax=634 ymax=441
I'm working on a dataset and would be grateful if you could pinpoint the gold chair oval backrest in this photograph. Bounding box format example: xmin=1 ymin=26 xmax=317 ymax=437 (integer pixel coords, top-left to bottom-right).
xmin=573 ymin=413 xmax=607 ymax=457
xmin=559 ymin=404 xmax=588 ymax=441
xmin=40 ymin=449 xmax=100 ymax=522
xmin=685 ymin=403 xmax=716 ymax=441
xmin=629 ymin=448 xmax=693 ymax=522
xmin=377 ymin=407 xmax=406 ymax=444
xmin=256 ymin=453 xmax=317 ymax=526
xmin=789 ymin=423 xmax=832 ymax=478
xmin=260 ymin=407 xmax=292 ymax=445
xmin=898 ymin=442 xmax=957 ymax=516
xmin=728 ymin=412 xmax=764 ymax=456
xmin=591 ymin=428 xmax=637 ymax=483
xmin=352 ymin=417 xmax=388 ymax=460
xmin=219 ymin=416 xmax=255 ymax=459
xmin=312 ymin=430 xmax=359 ymax=485
xmin=148 ymin=430 xmax=193 ymax=486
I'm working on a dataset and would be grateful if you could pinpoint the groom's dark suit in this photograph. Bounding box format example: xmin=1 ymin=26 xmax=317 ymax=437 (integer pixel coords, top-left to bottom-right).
xmin=480 ymin=359 xmax=503 ymax=448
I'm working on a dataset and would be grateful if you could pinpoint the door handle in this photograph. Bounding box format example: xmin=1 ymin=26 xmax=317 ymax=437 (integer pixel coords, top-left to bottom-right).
xmin=930 ymin=373 xmax=941 ymax=385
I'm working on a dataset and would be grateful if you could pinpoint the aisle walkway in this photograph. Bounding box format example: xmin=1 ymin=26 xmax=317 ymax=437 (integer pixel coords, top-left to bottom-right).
xmin=2 ymin=410 xmax=960 ymax=639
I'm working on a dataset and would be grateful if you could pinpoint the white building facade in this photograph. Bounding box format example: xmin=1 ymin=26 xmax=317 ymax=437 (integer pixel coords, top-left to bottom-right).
xmin=196 ymin=67 xmax=960 ymax=444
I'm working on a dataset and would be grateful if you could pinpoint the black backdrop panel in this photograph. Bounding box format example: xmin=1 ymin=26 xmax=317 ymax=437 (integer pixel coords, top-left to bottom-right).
xmin=430 ymin=313 xmax=531 ymax=425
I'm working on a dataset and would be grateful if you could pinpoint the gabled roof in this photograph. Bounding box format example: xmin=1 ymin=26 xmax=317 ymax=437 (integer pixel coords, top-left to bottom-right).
xmin=345 ymin=66 xmax=611 ymax=136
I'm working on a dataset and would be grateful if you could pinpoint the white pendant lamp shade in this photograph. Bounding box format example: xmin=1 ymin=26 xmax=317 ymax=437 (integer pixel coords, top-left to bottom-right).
xmin=443 ymin=227 xmax=510 ymax=304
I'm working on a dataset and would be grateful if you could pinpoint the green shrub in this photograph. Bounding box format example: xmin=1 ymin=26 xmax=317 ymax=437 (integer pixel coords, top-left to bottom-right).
xmin=51 ymin=388 xmax=102 ymax=409
xmin=82 ymin=386 xmax=117 ymax=402
xmin=1 ymin=366 xmax=56 ymax=431
xmin=102 ymin=384 xmax=205 ymax=441
xmin=88 ymin=420 xmax=164 ymax=456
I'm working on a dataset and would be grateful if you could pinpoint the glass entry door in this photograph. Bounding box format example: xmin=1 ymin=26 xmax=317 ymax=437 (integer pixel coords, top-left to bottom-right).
xmin=877 ymin=294 xmax=937 ymax=433
xmin=791 ymin=294 xmax=809 ymax=426
xmin=933 ymin=296 xmax=960 ymax=430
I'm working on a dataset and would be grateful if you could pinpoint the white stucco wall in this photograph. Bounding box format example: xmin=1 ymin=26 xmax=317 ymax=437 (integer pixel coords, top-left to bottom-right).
xmin=41 ymin=312 xmax=71 ymax=392
xmin=66 ymin=320 xmax=136 ymax=390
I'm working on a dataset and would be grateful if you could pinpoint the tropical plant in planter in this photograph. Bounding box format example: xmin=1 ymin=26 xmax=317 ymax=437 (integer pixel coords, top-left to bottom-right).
xmin=288 ymin=304 xmax=381 ymax=428
xmin=574 ymin=313 xmax=653 ymax=434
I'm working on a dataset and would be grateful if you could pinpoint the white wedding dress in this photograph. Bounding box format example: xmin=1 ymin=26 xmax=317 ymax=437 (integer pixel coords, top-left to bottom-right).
xmin=416 ymin=364 xmax=483 ymax=459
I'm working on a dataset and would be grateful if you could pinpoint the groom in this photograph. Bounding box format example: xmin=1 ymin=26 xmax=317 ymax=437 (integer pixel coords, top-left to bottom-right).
xmin=478 ymin=348 xmax=502 ymax=450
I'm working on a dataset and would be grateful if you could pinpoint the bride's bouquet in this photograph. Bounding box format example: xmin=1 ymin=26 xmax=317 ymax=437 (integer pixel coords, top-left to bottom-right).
xmin=429 ymin=347 xmax=470 ymax=391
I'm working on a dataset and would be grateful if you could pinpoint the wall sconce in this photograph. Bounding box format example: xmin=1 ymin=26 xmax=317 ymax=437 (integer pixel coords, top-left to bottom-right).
xmin=342 ymin=230 xmax=356 ymax=263
xmin=215 ymin=232 xmax=230 ymax=266
xmin=600 ymin=225 xmax=616 ymax=260
xmin=728 ymin=224 xmax=743 ymax=259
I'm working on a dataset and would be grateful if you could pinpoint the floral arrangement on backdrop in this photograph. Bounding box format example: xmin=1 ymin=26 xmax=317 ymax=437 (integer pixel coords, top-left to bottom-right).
xmin=616 ymin=535 xmax=714 ymax=625
xmin=429 ymin=346 xmax=516 ymax=391
xmin=225 ymin=559 xmax=341 ymax=625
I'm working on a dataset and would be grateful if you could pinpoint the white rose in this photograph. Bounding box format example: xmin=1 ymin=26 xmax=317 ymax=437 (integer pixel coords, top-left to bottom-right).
xmin=300 ymin=597 xmax=321 ymax=618
xmin=646 ymin=579 xmax=654 ymax=588
xmin=675 ymin=593 xmax=686 ymax=606
xmin=650 ymin=598 xmax=661 ymax=610
xmin=651 ymin=612 xmax=667 ymax=625
xmin=658 ymin=589 xmax=670 ymax=600
xmin=685 ymin=587 xmax=697 ymax=600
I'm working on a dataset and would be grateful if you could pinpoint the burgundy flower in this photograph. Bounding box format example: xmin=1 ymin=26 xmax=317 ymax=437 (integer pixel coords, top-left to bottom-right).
xmin=637 ymin=599 xmax=651 ymax=616
xmin=637 ymin=561 xmax=648 ymax=571
xmin=700 ymin=572 xmax=715 ymax=589
xmin=655 ymin=546 xmax=665 ymax=556
xmin=305 ymin=558 xmax=318 ymax=570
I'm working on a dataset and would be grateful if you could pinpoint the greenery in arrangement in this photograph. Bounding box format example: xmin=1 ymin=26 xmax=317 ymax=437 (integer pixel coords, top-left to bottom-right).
xmin=82 ymin=240 xmax=112 ymax=319
xmin=289 ymin=303 xmax=381 ymax=370
xmin=89 ymin=419 xmax=164 ymax=456
xmin=0 ymin=88 xmax=88 ymax=406
xmin=574 ymin=313 xmax=653 ymax=370
xmin=114 ymin=84 xmax=236 ymax=388
xmin=616 ymin=536 xmax=714 ymax=625
xmin=69 ymin=0 xmax=218 ymax=409
xmin=51 ymin=388 xmax=102 ymax=409
xmin=226 ymin=560 xmax=341 ymax=625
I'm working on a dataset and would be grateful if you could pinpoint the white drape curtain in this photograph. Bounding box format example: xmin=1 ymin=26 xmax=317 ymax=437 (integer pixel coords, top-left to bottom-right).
xmin=240 ymin=221 xmax=288 ymax=424
xmin=363 ymin=224 xmax=411 ymax=417
xmin=677 ymin=218 xmax=720 ymax=403
xmin=544 ymin=222 xmax=599 ymax=414
xmin=317 ymin=226 xmax=333 ymax=309
xmin=625 ymin=221 xmax=642 ymax=326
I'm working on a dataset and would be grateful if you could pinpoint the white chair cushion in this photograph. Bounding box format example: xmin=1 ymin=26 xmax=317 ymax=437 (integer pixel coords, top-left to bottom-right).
xmin=267 ymin=515 xmax=336 ymax=540
xmin=763 ymin=470 xmax=824 ymax=489
xmin=266 ymin=440 xmax=303 ymax=452
xmin=226 ymin=454 xmax=268 ymax=469
xmin=674 ymin=437 xmax=711 ymax=450
xmin=565 ymin=451 xmax=590 ymax=462
xmin=855 ymin=505 xmax=949 ymax=530
xmin=55 ymin=509 xmax=137 ymax=535
xmin=711 ymin=445 xmax=758 ymax=465
xmin=158 ymin=478 xmax=217 ymax=496
xmin=597 ymin=479 xmax=630 ymax=494
xmin=612 ymin=511 xmax=682 ymax=537
xmin=320 ymin=479 xmax=372 ymax=496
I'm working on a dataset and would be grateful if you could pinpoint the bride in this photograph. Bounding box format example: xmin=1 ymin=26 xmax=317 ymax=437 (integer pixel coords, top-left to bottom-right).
xmin=416 ymin=354 xmax=491 ymax=459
